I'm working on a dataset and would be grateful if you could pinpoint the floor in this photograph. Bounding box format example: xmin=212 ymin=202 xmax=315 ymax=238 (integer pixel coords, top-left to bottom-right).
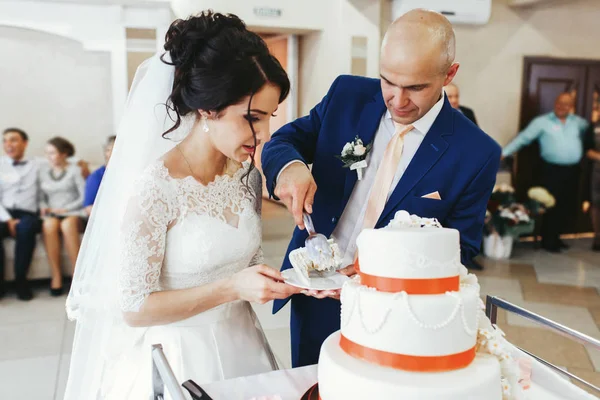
xmin=0 ymin=200 xmax=599 ymax=399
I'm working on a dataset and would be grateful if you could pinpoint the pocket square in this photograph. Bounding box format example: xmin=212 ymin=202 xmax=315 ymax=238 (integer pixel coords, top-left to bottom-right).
xmin=421 ymin=191 xmax=442 ymax=200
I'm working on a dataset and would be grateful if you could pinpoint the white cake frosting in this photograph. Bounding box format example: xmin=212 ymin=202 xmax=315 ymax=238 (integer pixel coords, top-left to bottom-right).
xmin=341 ymin=279 xmax=480 ymax=357
xmin=288 ymin=239 xmax=342 ymax=286
xmin=356 ymin=227 xmax=461 ymax=280
xmin=319 ymin=331 xmax=502 ymax=400
xmin=316 ymin=211 xmax=525 ymax=400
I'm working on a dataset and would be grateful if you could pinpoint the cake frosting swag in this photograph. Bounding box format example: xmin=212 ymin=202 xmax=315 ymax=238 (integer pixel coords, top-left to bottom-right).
xmin=316 ymin=211 xmax=525 ymax=400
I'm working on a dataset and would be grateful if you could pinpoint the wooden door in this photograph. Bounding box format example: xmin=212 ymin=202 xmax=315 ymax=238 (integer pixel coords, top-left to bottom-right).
xmin=515 ymin=57 xmax=600 ymax=233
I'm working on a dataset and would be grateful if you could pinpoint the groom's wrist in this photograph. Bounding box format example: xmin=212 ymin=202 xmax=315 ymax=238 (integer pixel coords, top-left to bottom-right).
xmin=276 ymin=160 xmax=306 ymax=184
xmin=272 ymin=160 xmax=307 ymax=201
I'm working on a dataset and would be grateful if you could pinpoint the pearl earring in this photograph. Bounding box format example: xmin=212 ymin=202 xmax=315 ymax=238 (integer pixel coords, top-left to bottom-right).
xmin=202 ymin=117 xmax=209 ymax=133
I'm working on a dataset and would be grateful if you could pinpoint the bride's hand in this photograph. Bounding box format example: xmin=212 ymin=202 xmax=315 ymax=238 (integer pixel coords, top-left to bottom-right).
xmin=230 ymin=265 xmax=302 ymax=304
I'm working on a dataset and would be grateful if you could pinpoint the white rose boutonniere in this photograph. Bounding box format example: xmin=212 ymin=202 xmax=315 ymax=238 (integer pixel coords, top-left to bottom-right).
xmin=335 ymin=135 xmax=372 ymax=180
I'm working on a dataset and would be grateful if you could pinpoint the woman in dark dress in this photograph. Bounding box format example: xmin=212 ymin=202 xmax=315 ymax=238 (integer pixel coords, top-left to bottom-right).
xmin=586 ymin=121 xmax=600 ymax=251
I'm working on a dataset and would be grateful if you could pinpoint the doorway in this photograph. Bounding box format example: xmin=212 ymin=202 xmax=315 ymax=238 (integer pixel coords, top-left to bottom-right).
xmin=255 ymin=33 xmax=298 ymax=200
xmin=514 ymin=57 xmax=600 ymax=234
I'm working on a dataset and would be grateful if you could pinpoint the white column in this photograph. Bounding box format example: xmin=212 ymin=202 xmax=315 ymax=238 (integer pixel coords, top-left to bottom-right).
xmin=110 ymin=26 xmax=128 ymax=129
xmin=155 ymin=23 xmax=170 ymax=53
xmin=287 ymin=34 xmax=299 ymax=121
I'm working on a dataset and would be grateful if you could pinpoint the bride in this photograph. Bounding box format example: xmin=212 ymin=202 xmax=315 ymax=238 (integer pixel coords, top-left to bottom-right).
xmin=63 ymin=11 xmax=301 ymax=399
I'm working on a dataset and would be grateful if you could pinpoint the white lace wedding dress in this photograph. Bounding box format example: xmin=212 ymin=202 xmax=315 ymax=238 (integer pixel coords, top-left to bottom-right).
xmin=100 ymin=160 xmax=277 ymax=399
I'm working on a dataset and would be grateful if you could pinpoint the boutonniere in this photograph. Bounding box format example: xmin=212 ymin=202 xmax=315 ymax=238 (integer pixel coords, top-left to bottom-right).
xmin=335 ymin=136 xmax=372 ymax=180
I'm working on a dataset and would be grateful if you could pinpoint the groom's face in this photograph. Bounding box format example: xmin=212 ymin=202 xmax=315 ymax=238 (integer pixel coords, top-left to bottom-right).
xmin=380 ymin=50 xmax=458 ymax=125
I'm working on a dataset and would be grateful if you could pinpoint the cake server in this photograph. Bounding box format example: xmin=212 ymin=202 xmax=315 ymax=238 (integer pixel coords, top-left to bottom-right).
xmin=303 ymin=211 xmax=335 ymax=268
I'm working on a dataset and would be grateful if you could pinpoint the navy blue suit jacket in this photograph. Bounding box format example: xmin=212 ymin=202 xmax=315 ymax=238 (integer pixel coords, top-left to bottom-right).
xmin=260 ymin=75 xmax=500 ymax=366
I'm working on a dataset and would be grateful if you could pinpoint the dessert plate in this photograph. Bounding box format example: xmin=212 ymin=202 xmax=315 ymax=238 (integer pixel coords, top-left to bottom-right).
xmin=282 ymin=269 xmax=350 ymax=290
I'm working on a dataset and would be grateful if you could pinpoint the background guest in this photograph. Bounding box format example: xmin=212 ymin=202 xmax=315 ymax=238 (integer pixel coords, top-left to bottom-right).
xmin=444 ymin=82 xmax=478 ymax=126
xmin=83 ymin=135 xmax=115 ymax=216
xmin=39 ymin=137 xmax=85 ymax=296
xmin=502 ymin=93 xmax=589 ymax=252
xmin=0 ymin=128 xmax=42 ymax=300
xmin=586 ymin=121 xmax=600 ymax=251
xmin=444 ymin=82 xmax=485 ymax=270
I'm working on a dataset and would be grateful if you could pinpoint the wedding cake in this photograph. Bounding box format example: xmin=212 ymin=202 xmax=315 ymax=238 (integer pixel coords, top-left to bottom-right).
xmin=316 ymin=211 xmax=522 ymax=400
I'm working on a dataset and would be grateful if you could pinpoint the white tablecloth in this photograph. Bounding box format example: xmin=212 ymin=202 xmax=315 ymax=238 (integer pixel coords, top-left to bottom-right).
xmin=201 ymin=365 xmax=317 ymax=400
xmin=200 ymin=358 xmax=598 ymax=400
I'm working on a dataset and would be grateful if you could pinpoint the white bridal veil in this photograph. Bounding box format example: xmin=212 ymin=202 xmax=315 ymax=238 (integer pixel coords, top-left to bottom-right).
xmin=63 ymin=52 xmax=191 ymax=399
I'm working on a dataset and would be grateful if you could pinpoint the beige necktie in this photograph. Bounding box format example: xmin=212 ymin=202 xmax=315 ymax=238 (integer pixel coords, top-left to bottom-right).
xmin=361 ymin=123 xmax=414 ymax=230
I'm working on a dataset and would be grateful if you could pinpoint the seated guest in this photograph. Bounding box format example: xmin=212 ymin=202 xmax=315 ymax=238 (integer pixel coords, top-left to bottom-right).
xmin=74 ymin=159 xmax=91 ymax=180
xmin=39 ymin=137 xmax=86 ymax=296
xmin=0 ymin=128 xmax=42 ymax=301
xmin=83 ymin=135 xmax=116 ymax=216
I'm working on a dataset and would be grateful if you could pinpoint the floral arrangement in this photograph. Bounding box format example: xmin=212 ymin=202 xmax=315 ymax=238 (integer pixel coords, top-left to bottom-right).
xmin=525 ymin=187 xmax=555 ymax=217
xmin=477 ymin=307 xmax=527 ymax=400
xmin=335 ymin=136 xmax=373 ymax=180
xmin=484 ymin=184 xmax=556 ymax=239
xmin=484 ymin=185 xmax=534 ymax=239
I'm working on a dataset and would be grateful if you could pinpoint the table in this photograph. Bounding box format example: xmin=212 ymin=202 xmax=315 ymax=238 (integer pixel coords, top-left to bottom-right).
xmin=201 ymin=366 xmax=317 ymax=400
xmin=200 ymin=362 xmax=597 ymax=400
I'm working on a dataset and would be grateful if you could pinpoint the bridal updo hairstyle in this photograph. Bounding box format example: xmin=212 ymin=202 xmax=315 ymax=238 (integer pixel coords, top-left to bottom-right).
xmin=161 ymin=10 xmax=290 ymax=183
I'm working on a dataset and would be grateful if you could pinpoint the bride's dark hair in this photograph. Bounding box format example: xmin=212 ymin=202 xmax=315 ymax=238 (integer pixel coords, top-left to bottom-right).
xmin=161 ymin=10 xmax=290 ymax=184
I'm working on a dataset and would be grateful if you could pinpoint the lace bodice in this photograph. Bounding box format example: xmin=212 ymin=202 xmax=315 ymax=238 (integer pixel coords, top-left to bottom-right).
xmin=118 ymin=160 xmax=264 ymax=312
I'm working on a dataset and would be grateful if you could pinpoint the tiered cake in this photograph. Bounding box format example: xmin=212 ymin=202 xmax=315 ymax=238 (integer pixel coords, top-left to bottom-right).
xmin=317 ymin=213 xmax=503 ymax=400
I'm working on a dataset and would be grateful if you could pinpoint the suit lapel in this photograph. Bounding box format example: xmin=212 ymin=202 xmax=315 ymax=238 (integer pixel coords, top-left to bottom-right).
xmin=339 ymin=93 xmax=387 ymax=210
xmin=377 ymin=98 xmax=454 ymax=226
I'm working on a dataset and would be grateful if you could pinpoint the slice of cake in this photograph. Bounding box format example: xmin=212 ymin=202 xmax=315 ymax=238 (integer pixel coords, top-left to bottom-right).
xmin=289 ymin=239 xmax=343 ymax=286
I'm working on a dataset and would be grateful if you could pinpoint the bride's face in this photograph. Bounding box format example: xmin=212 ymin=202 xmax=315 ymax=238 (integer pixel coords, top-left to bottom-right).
xmin=207 ymin=83 xmax=281 ymax=163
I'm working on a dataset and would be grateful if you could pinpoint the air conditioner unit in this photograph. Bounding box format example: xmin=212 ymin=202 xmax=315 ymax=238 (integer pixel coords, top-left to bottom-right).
xmin=391 ymin=0 xmax=492 ymax=25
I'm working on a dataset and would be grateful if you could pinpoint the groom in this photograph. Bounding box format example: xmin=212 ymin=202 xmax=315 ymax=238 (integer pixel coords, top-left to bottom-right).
xmin=261 ymin=9 xmax=501 ymax=368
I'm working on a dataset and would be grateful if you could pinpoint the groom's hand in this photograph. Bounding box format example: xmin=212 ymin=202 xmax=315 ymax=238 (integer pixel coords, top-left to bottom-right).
xmin=302 ymin=263 xmax=357 ymax=300
xmin=275 ymin=163 xmax=317 ymax=228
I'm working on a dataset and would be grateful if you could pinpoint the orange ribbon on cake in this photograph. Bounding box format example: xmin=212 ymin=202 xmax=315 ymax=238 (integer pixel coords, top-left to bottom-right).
xmin=339 ymin=334 xmax=476 ymax=372
xmin=353 ymin=260 xmax=459 ymax=294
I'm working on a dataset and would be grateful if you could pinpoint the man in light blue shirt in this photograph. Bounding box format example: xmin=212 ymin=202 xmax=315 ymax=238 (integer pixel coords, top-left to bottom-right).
xmin=502 ymin=93 xmax=589 ymax=252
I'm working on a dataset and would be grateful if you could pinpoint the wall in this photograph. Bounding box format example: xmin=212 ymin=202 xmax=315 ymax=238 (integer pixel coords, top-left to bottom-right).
xmin=298 ymin=0 xmax=382 ymax=116
xmin=170 ymin=0 xmax=328 ymax=32
xmin=0 ymin=0 xmax=172 ymax=165
xmin=0 ymin=26 xmax=113 ymax=166
xmin=450 ymin=0 xmax=600 ymax=145
xmin=171 ymin=0 xmax=382 ymax=118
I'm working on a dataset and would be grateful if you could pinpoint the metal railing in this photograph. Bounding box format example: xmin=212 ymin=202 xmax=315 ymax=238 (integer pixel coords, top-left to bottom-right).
xmin=151 ymin=344 xmax=214 ymax=400
xmin=486 ymin=295 xmax=600 ymax=395
xmin=151 ymin=344 xmax=187 ymax=400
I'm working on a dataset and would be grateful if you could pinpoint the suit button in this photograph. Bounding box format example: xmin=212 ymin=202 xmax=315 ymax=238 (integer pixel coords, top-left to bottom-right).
xmin=331 ymin=217 xmax=338 ymax=224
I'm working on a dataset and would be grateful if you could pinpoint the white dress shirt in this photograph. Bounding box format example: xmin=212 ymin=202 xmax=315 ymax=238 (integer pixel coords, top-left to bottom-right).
xmin=0 ymin=156 xmax=40 ymax=214
xmin=278 ymin=94 xmax=445 ymax=268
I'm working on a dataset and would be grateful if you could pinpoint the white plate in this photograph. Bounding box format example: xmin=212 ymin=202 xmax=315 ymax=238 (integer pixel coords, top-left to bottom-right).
xmin=282 ymin=269 xmax=350 ymax=290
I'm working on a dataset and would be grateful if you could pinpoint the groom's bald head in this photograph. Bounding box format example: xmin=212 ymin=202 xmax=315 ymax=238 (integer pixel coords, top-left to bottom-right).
xmin=380 ymin=9 xmax=460 ymax=125
xmin=382 ymin=9 xmax=456 ymax=75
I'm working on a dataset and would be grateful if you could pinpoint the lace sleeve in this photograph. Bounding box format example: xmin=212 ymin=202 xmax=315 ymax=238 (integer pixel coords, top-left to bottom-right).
xmin=118 ymin=169 xmax=174 ymax=312
xmin=249 ymin=168 xmax=264 ymax=266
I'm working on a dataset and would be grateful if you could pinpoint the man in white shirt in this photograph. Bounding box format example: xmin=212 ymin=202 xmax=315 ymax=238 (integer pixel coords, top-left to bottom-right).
xmin=261 ymin=10 xmax=501 ymax=367
xmin=0 ymin=128 xmax=42 ymax=300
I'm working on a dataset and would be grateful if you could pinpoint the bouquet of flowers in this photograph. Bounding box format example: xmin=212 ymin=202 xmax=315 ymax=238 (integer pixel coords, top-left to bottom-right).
xmin=484 ymin=184 xmax=534 ymax=238
xmin=525 ymin=186 xmax=555 ymax=217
